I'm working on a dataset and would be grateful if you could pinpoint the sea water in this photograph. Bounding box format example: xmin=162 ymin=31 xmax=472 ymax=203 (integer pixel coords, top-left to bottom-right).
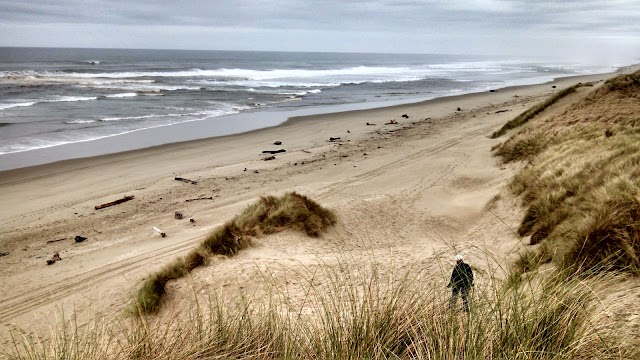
xmin=0 ymin=48 xmax=614 ymax=169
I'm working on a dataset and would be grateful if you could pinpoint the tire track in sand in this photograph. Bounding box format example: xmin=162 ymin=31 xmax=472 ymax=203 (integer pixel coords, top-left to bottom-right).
xmin=0 ymin=235 xmax=202 ymax=323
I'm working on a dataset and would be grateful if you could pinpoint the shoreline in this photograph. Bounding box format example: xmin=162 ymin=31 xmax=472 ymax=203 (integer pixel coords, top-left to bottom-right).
xmin=0 ymin=65 xmax=631 ymax=173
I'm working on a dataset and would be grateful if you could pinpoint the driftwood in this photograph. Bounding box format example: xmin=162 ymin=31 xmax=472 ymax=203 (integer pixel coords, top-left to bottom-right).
xmin=46 ymin=238 xmax=66 ymax=244
xmin=175 ymin=177 xmax=197 ymax=185
xmin=263 ymin=155 xmax=276 ymax=161
xmin=95 ymin=195 xmax=134 ymax=210
xmin=401 ymin=114 xmax=409 ymax=118
xmin=153 ymin=227 xmax=166 ymax=237
xmin=366 ymin=122 xmax=376 ymax=125
xmin=329 ymin=137 xmax=341 ymax=141
xmin=274 ymin=141 xmax=282 ymax=145
xmin=185 ymin=197 xmax=213 ymax=202
xmin=75 ymin=235 xmax=87 ymax=243
xmin=495 ymin=109 xmax=509 ymax=113
xmin=262 ymin=149 xmax=286 ymax=154
xmin=384 ymin=120 xmax=398 ymax=125
xmin=47 ymin=252 xmax=62 ymax=265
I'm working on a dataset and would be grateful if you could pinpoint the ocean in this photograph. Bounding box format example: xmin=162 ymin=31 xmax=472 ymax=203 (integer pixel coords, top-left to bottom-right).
xmin=0 ymin=47 xmax=614 ymax=169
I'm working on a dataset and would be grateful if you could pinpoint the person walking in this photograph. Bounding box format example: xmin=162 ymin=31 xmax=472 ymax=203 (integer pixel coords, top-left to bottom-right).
xmin=447 ymin=254 xmax=474 ymax=312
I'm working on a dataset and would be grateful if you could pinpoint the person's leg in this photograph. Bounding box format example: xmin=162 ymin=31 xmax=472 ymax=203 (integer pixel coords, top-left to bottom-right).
xmin=450 ymin=287 xmax=460 ymax=310
xmin=461 ymin=287 xmax=470 ymax=312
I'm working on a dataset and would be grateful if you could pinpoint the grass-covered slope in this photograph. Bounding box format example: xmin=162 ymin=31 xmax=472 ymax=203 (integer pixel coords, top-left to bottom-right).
xmin=490 ymin=84 xmax=584 ymax=139
xmin=495 ymin=70 xmax=640 ymax=274
xmin=11 ymin=267 xmax=636 ymax=359
xmin=133 ymin=192 xmax=336 ymax=314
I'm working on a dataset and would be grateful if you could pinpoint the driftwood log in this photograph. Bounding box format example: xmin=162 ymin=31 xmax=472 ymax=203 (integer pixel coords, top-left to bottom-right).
xmin=95 ymin=195 xmax=134 ymax=210
xmin=329 ymin=137 xmax=341 ymax=141
xmin=263 ymin=155 xmax=276 ymax=161
xmin=46 ymin=238 xmax=66 ymax=244
xmin=262 ymin=149 xmax=286 ymax=154
xmin=175 ymin=177 xmax=197 ymax=184
xmin=185 ymin=196 xmax=213 ymax=202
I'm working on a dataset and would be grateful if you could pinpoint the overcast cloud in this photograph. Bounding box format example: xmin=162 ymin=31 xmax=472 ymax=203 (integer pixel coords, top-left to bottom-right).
xmin=1 ymin=1 xmax=638 ymax=64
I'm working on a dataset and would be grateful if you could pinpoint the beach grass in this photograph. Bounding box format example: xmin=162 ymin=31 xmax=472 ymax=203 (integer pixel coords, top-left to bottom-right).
xmin=132 ymin=192 xmax=336 ymax=314
xmin=496 ymin=70 xmax=640 ymax=274
xmin=6 ymin=260 xmax=637 ymax=359
xmin=490 ymin=84 xmax=583 ymax=139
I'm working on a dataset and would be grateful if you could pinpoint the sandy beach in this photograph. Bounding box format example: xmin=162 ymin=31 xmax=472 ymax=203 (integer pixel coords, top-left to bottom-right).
xmin=0 ymin=68 xmax=634 ymax=342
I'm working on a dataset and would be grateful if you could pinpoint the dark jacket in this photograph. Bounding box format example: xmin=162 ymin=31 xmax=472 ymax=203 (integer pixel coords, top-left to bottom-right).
xmin=448 ymin=262 xmax=474 ymax=289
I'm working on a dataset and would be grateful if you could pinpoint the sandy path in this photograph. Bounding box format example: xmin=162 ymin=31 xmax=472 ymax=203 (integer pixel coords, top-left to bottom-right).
xmin=0 ymin=71 xmax=620 ymax=343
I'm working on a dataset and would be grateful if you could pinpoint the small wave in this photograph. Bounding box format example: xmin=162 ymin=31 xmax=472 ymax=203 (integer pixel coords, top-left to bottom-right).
xmin=0 ymin=102 xmax=37 ymax=110
xmin=105 ymin=92 xmax=137 ymax=98
xmin=48 ymin=96 xmax=98 ymax=103
xmin=65 ymin=119 xmax=97 ymax=124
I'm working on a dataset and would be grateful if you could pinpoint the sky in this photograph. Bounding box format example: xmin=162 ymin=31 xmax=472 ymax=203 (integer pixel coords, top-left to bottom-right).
xmin=1 ymin=0 xmax=639 ymax=65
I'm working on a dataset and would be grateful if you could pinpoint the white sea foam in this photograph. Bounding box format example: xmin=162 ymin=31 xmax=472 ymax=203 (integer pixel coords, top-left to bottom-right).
xmin=0 ymin=105 xmax=246 ymax=155
xmin=105 ymin=92 xmax=137 ymax=98
xmin=0 ymin=96 xmax=97 ymax=111
xmin=0 ymin=102 xmax=37 ymax=110
xmin=65 ymin=119 xmax=97 ymax=124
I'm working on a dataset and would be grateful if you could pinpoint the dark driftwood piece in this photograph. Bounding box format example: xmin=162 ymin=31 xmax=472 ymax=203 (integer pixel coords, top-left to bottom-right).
xmin=329 ymin=137 xmax=341 ymax=141
xmin=95 ymin=195 xmax=134 ymax=210
xmin=274 ymin=141 xmax=282 ymax=145
xmin=495 ymin=109 xmax=509 ymax=113
xmin=384 ymin=120 xmax=398 ymax=125
xmin=262 ymin=149 xmax=286 ymax=154
xmin=175 ymin=177 xmax=198 ymax=184
xmin=185 ymin=196 xmax=213 ymax=202
xmin=75 ymin=236 xmax=87 ymax=243
xmin=46 ymin=238 xmax=66 ymax=244
xmin=263 ymin=155 xmax=276 ymax=161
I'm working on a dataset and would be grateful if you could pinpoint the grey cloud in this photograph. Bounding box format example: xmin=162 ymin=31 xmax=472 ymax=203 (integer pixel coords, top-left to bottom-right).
xmin=1 ymin=0 xmax=638 ymax=34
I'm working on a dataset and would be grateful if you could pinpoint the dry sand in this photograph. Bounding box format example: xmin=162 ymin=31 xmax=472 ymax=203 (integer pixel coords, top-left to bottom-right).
xmin=0 ymin=69 xmax=633 ymax=343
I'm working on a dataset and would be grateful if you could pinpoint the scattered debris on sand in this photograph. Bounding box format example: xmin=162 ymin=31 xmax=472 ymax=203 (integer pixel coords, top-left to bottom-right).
xmin=152 ymin=227 xmax=166 ymax=237
xmin=46 ymin=252 xmax=62 ymax=265
xmin=384 ymin=119 xmax=398 ymax=125
xmin=174 ymin=211 xmax=183 ymax=219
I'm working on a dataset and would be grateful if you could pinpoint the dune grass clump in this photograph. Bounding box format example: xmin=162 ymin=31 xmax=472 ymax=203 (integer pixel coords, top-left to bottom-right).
xmin=491 ymin=84 xmax=582 ymax=139
xmin=496 ymin=70 xmax=640 ymax=274
xmin=133 ymin=192 xmax=336 ymax=314
xmin=8 ymin=264 xmax=636 ymax=360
